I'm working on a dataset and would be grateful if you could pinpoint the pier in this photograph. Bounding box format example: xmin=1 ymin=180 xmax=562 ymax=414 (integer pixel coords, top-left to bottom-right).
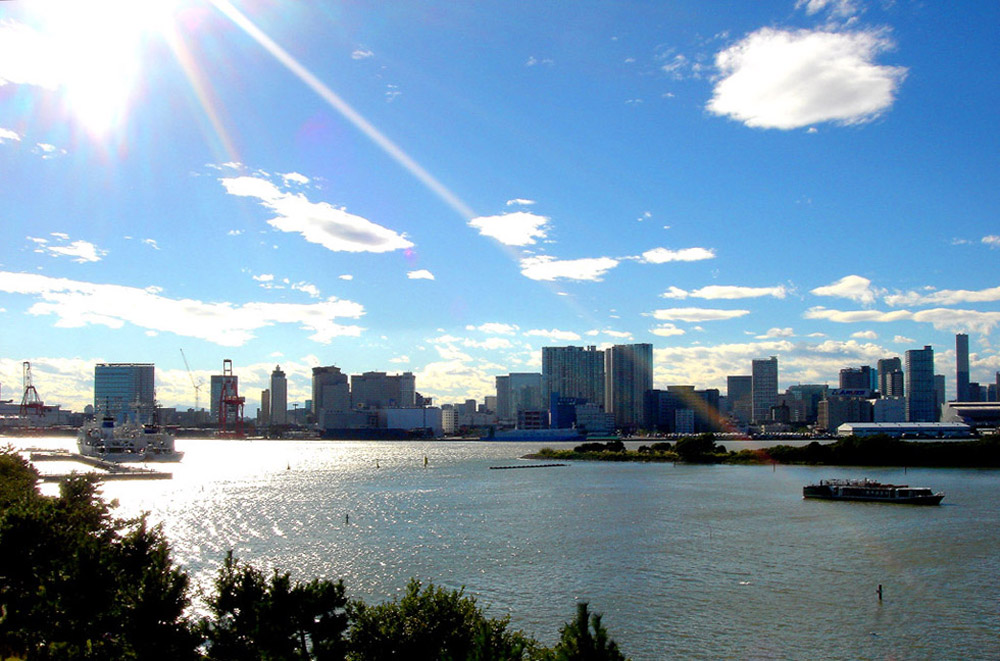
xmin=28 ymin=449 xmax=172 ymax=481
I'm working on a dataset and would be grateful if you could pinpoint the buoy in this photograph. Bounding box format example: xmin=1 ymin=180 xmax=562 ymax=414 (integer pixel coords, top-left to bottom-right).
xmin=877 ymin=584 xmax=883 ymax=601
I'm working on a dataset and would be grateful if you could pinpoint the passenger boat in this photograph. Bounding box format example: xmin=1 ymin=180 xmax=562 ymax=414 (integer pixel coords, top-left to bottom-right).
xmin=77 ymin=413 xmax=183 ymax=462
xmin=803 ymin=478 xmax=943 ymax=505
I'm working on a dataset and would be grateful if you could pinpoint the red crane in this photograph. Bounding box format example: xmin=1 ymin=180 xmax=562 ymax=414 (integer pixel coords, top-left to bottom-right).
xmin=19 ymin=361 xmax=45 ymax=417
xmin=218 ymin=358 xmax=245 ymax=438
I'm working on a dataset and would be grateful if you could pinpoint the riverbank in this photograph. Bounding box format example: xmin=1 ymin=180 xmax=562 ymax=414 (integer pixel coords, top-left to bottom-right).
xmin=527 ymin=434 xmax=1000 ymax=468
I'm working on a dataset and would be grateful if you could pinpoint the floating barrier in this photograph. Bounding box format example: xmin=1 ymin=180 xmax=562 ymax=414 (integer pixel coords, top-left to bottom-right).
xmin=489 ymin=463 xmax=567 ymax=470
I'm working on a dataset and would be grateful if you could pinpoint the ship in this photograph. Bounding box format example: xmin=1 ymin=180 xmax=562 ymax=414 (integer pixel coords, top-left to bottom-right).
xmin=803 ymin=478 xmax=943 ymax=505
xmin=77 ymin=413 xmax=183 ymax=462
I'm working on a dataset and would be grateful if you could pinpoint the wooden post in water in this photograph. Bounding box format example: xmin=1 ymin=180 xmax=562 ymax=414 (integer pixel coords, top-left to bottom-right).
xmin=877 ymin=584 xmax=883 ymax=601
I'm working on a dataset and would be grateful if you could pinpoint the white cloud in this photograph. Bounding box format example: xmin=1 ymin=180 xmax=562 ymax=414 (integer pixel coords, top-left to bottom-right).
xmin=651 ymin=323 xmax=685 ymax=337
xmin=468 ymin=211 xmax=549 ymax=246
xmin=851 ymin=330 xmax=878 ymax=339
xmin=893 ymin=335 xmax=915 ymax=344
xmin=519 ymin=255 xmax=619 ymax=282
xmin=525 ymin=328 xmax=582 ymax=342
xmin=757 ymin=327 xmax=794 ymax=339
xmin=142 ymin=238 xmax=160 ymax=250
xmin=0 ymin=127 xmax=20 ymax=142
xmin=505 ymin=198 xmax=536 ymax=206
xmin=253 ymin=273 xmax=275 ymax=283
xmin=351 ymin=48 xmax=374 ymax=60
xmin=292 ymin=282 xmax=321 ymax=298
xmin=33 ymin=236 xmax=107 ymax=263
xmin=465 ymin=322 xmax=520 ymax=335
xmin=810 ymin=275 xmax=881 ymax=305
xmin=34 ymin=142 xmax=66 ymax=159
xmin=884 ymin=285 xmax=1000 ymax=307
xmin=796 ymin=0 xmax=858 ymax=17
xmin=339 ymin=274 xmax=354 ymax=281
xmin=389 ymin=355 xmax=410 ymax=364
xmin=652 ymin=308 xmax=750 ymax=322
xmin=281 ymin=172 xmax=310 ymax=185
xmin=221 ymin=175 xmax=413 ymax=253
xmin=911 ymin=309 xmax=1000 ymax=336
xmin=982 ymin=235 xmax=1000 ymax=249
xmin=707 ymin=28 xmax=906 ymax=129
xmin=641 ymin=247 xmax=715 ymax=263
xmin=804 ymin=306 xmax=912 ymax=323
xmin=691 ymin=284 xmax=787 ymax=300
xmin=407 ymin=269 xmax=435 ymax=280
xmin=0 ymin=271 xmax=365 ymax=346
xmin=661 ymin=286 xmax=689 ymax=299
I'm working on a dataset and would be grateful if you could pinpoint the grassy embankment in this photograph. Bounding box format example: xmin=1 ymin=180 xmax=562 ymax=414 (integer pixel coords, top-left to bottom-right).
xmin=529 ymin=434 xmax=1000 ymax=468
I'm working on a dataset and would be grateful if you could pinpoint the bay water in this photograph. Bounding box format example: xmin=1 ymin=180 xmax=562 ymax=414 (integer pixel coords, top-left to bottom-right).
xmin=15 ymin=437 xmax=1000 ymax=659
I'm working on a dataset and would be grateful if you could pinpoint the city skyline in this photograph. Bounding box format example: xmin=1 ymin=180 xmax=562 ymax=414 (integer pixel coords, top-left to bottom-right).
xmin=1 ymin=1 xmax=998 ymax=414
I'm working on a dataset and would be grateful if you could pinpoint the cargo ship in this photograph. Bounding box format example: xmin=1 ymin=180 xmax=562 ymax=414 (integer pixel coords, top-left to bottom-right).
xmin=803 ymin=478 xmax=943 ymax=505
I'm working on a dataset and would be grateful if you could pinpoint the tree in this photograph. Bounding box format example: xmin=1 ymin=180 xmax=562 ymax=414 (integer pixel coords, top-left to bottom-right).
xmin=346 ymin=579 xmax=535 ymax=661
xmin=202 ymin=550 xmax=348 ymax=660
xmin=547 ymin=602 xmax=627 ymax=661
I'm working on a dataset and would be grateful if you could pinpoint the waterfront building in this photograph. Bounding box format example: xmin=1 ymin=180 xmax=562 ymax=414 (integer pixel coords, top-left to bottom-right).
xmin=270 ymin=365 xmax=288 ymax=425
xmin=604 ymin=343 xmax=652 ymax=431
xmin=313 ymin=365 xmax=350 ymax=428
xmin=542 ymin=346 xmax=604 ymax=413
xmin=873 ymin=396 xmax=906 ymax=422
xmin=818 ymin=391 xmax=873 ymax=432
xmin=93 ymin=363 xmax=155 ymax=422
xmin=934 ymin=374 xmax=946 ymax=416
xmin=751 ymin=357 xmax=778 ymax=424
xmin=905 ymin=347 xmax=936 ymax=422
xmin=350 ymin=371 xmax=416 ymax=409
xmin=259 ymin=389 xmax=270 ymax=427
xmin=495 ymin=372 xmax=544 ymax=426
xmin=784 ymin=384 xmax=828 ymax=424
xmin=956 ymin=333 xmax=970 ymax=402
xmin=839 ymin=366 xmax=873 ymax=393
xmin=727 ymin=375 xmax=752 ymax=426
xmin=210 ymin=372 xmax=238 ymax=423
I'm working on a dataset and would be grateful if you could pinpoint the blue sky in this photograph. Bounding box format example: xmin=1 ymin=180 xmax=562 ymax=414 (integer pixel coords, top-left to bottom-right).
xmin=1 ymin=0 xmax=998 ymax=414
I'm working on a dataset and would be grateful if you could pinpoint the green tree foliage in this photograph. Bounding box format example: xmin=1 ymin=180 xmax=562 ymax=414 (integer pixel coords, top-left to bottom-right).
xmin=572 ymin=440 xmax=625 ymax=454
xmin=673 ymin=434 xmax=723 ymax=463
xmin=545 ymin=602 xmax=627 ymax=661
xmin=202 ymin=551 xmax=348 ymax=661
xmin=346 ymin=579 xmax=535 ymax=661
xmin=0 ymin=448 xmax=199 ymax=660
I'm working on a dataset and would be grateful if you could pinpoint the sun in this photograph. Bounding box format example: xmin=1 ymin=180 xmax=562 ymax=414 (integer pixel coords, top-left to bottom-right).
xmin=26 ymin=0 xmax=182 ymax=137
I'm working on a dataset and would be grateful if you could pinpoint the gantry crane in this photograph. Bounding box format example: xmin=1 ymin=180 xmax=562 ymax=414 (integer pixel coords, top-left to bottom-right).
xmin=19 ymin=361 xmax=45 ymax=417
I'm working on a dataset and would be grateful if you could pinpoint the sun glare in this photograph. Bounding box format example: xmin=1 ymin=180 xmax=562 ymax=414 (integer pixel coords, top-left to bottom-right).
xmin=27 ymin=0 xmax=180 ymax=137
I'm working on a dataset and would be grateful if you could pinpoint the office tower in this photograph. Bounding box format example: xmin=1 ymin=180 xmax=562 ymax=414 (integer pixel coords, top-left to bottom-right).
xmin=751 ymin=356 xmax=778 ymax=424
xmin=260 ymin=389 xmax=270 ymax=426
xmin=839 ymin=366 xmax=872 ymax=392
xmin=905 ymin=347 xmax=936 ymax=422
xmin=877 ymin=357 xmax=904 ymax=397
xmin=934 ymin=374 xmax=945 ymax=418
xmin=270 ymin=365 xmax=288 ymax=425
xmin=350 ymin=371 xmax=416 ymax=409
xmin=604 ymin=343 xmax=653 ymax=430
xmin=785 ymin=384 xmax=829 ymax=424
xmin=94 ymin=363 xmax=155 ymax=421
xmin=313 ymin=365 xmax=350 ymax=427
xmin=956 ymin=333 xmax=970 ymax=402
xmin=727 ymin=375 xmax=752 ymax=425
xmin=210 ymin=372 xmax=238 ymax=422
xmin=542 ymin=346 xmax=605 ymax=405
xmin=496 ymin=373 xmax=544 ymax=426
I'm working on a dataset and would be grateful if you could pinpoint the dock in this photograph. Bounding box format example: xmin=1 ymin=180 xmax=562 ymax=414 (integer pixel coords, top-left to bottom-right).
xmin=28 ymin=449 xmax=172 ymax=481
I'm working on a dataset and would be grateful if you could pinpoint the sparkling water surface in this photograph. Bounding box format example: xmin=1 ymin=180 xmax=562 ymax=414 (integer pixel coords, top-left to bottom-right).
xmin=15 ymin=437 xmax=1000 ymax=659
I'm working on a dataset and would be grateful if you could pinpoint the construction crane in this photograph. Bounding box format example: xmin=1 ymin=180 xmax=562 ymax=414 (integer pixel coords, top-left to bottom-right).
xmin=179 ymin=349 xmax=205 ymax=411
xmin=19 ymin=361 xmax=45 ymax=417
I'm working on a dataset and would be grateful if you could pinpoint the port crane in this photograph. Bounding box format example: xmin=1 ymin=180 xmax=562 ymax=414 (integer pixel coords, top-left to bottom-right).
xmin=218 ymin=358 xmax=245 ymax=437
xmin=19 ymin=361 xmax=45 ymax=417
xmin=179 ymin=349 xmax=205 ymax=411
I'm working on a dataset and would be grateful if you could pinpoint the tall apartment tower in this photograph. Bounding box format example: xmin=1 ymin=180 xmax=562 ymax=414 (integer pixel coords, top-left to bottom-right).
xmin=877 ymin=357 xmax=904 ymax=397
xmin=604 ymin=343 xmax=653 ymax=430
xmin=94 ymin=363 xmax=155 ymax=421
xmin=350 ymin=371 xmax=416 ymax=409
xmin=496 ymin=373 xmax=544 ymax=426
xmin=312 ymin=365 xmax=350 ymax=427
xmin=210 ymin=372 xmax=238 ymax=423
xmin=260 ymin=389 xmax=270 ymax=427
xmin=270 ymin=365 xmax=288 ymax=425
xmin=905 ymin=346 xmax=936 ymax=422
xmin=727 ymin=375 xmax=753 ymax=426
xmin=956 ymin=333 xmax=970 ymax=402
xmin=751 ymin=356 xmax=778 ymax=424
xmin=542 ymin=346 xmax=605 ymax=406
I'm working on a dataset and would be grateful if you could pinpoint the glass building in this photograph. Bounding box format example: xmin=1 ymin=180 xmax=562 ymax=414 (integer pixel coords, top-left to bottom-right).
xmin=94 ymin=363 xmax=155 ymax=422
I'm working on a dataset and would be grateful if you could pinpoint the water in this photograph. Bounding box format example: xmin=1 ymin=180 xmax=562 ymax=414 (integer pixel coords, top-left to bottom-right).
xmin=13 ymin=437 xmax=1000 ymax=659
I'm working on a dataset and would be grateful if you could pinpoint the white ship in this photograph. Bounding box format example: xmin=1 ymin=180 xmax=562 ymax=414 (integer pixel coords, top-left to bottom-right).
xmin=77 ymin=413 xmax=183 ymax=462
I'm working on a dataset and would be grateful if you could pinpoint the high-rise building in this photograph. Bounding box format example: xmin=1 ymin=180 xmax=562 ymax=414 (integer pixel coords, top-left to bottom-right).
xmin=877 ymin=357 xmax=904 ymax=397
xmin=313 ymin=365 xmax=350 ymax=427
xmin=350 ymin=371 xmax=416 ymax=409
xmin=259 ymin=389 xmax=270 ymax=426
xmin=604 ymin=343 xmax=653 ymax=430
xmin=905 ymin=347 xmax=936 ymax=422
xmin=839 ymin=366 xmax=873 ymax=393
xmin=956 ymin=333 xmax=970 ymax=402
xmin=542 ymin=346 xmax=604 ymax=406
xmin=727 ymin=375 xmax=752 ymax=425
xmin=210 ymin=372 xmax=239 ymax=423
xmin=751 ymin=356 xmax=778 ymax=424
xmin=496 ymin=373 xmax=544 ymax=426
xmin=270 ymin=365 xmax=288 ymax=425
xmin=94 ymin=363 xmax=155 ymax=422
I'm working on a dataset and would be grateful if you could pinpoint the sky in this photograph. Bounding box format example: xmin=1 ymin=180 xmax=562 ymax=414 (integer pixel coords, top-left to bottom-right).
xmin=1 ymin=0 xmax=998 ymax=415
